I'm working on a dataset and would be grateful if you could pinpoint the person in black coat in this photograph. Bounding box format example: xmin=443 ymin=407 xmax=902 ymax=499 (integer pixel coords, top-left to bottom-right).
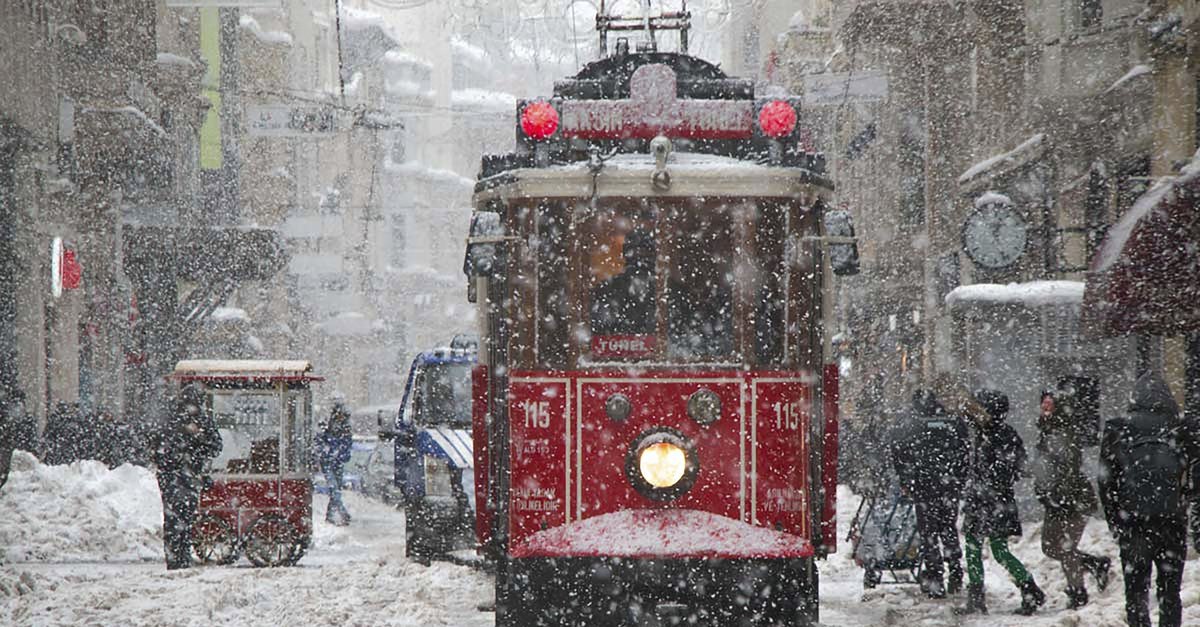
xmin=590 ymin=229 xmax=657 ymax=336
xmin=956 ymin=389 xmax=1044 ymax=615
xmin=1099 ymin=372 xmax=1200 ymax=627
xmin=152 ymin=384 xmax=222 ymax=570
xmin=41 ymin=401 xmax=85 ymax=465
xmin=890 ymin=389 xmax=969 ymax=598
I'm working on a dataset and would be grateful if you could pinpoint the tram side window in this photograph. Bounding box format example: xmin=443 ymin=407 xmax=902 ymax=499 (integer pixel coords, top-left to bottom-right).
xmin=537 ymin=203 xmax=570 ymax=368
xmin=587 ymin=214 xmax=658 ymax=338
xmin=667 ymin=207 xmax=734 ymax=360
xmin=754 ymin=202 xmax=787 ymax=365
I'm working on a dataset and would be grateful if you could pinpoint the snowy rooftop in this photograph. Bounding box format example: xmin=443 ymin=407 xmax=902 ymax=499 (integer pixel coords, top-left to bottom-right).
xmin=171 ymin=359 xmax=314 ymax=377
xmin=959 ymin=133 xmax=1046 ymax=185
xmin=945 ymin=280 xmax=1085 ymax=309
xmin=1093 ymin=147 xmax=1200 ymax=272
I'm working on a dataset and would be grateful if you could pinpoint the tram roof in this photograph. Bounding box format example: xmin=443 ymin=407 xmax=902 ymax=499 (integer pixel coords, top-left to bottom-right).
xmin=474 ymin=152 xmax=832 ymax=203
xmin=169 ymin=359 xmax=323 ymax=382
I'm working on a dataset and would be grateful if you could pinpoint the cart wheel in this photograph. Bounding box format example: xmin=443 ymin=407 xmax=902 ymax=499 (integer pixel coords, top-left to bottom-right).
xmin=192 ymin=514 xmax=239 ymax=566
xmin=244 ymin=514 xmax=298 ymax=568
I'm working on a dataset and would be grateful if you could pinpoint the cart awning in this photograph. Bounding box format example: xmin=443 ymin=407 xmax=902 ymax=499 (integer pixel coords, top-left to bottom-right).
xmin=1083 ymin=159 xmax=1200 ymax=336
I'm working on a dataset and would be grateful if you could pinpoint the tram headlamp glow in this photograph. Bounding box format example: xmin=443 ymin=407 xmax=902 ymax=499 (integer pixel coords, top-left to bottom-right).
xmin=639 ymin=442 xmax=688 ymax=488
xmin=626 ymin=429 xmax=699 ymax=501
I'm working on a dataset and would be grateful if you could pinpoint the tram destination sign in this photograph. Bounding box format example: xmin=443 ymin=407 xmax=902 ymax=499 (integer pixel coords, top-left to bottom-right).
xmin=559 ymin=64 xmax=755 ymax=140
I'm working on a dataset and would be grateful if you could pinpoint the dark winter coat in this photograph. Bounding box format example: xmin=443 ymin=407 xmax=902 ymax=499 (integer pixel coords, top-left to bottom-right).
xmin=1099 ymin=373 xmax=1200 ymax=532
xmin=890 ymin=391 xmax=970 ymax=503
xmin=1033 ymin=395 xmax=1097 ymax=516
xmin=41 ymin=403 xmax=86 ymax=466
xmin=316 ymin=409 xmax=353 ymax=470
xmin=962 ymin=418 xmax=1026 ymax=539
xmin=152 ymin=399 xmax=222 ymax=478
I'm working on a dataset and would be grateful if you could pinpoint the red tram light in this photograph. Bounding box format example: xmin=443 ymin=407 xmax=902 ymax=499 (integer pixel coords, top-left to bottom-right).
xmin=758 ymin=100 xmax=797 ymax=138
xmin=520 ymin=101 xmax=560 ymax=140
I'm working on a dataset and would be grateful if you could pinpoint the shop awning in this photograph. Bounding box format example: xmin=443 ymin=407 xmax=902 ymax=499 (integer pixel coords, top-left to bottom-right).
xmin=1083 ymin=159 xmax=1200 ymax=336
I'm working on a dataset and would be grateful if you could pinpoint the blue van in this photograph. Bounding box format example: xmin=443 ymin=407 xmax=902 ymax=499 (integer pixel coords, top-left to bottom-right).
xmin=393 ymin=339 xmax=477 ymax=563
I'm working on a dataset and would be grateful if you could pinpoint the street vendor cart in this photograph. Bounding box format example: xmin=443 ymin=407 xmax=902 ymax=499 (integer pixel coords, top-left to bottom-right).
xmin=169 ymin=360 xmax=322 ymax=567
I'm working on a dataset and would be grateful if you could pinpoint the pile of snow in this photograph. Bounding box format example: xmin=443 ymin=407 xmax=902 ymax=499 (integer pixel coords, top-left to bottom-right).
xmin=1106 ymin=63 xmax=1152 ymax=93
xmin=0 ymin=452 xmax=162 ymax=563
xmin=518 ymin=509 xmax=811 ymax=558
xmin=974 ymin=190 xmax=1013 ymax=208
xmin=339 ymin=5 xmax=384 ymax=30
xmin=945 ymin=280 xmax=1085 ymax=309
xmin=209 ymin=306 xmax=249 ymax=323
xmin=237 ymin=15 xmax=293 ymax=46
xmin=959 ymin=133 xmax=1046 ymax=184
xmin=1093 ymin=146 xmax=1200 ymax=272
xmin=451 ymin=88 xmax=517 ymax=113
xmin=383 ymin=50 xmax=433 ymax=71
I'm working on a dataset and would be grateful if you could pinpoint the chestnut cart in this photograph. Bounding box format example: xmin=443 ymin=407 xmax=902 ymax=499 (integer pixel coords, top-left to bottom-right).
xmin=169 ymin=360 xmax=322 ymax=567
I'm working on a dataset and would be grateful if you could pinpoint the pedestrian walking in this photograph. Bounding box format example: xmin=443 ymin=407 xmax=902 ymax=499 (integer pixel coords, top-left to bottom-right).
xmin=0 ymin=388 xmax=15 ymax=490
xmin=152 ymin=384 xmax=222 ymax=570
xmin=317 ymin=393 xmax=353 ymax=526
xmin=42 ymin=401 xmax=85 ymax=465
xmin=4 ymin=389 xmax=37 ymax=457
xmin=890 ymin=388 xmax=969 ymax=598
xmin=955 ymin=389 xmax=1046 ymax=615
xmin=1099 ymin=372 xmax=1199 ymax=627
xmin=1032 ymin=386 xmax=1110 ymax=609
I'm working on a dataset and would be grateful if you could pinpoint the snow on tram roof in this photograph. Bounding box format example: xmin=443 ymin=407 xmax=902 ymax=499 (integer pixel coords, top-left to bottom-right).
xmin=475 ymin=151 xmax=831 ymax=201
xmin=171 ymin=359 xmax=316 ymax=378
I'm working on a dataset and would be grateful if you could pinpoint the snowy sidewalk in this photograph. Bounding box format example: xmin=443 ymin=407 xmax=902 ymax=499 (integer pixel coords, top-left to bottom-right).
xmin=0 ymin=454 xmax=492 ymax=626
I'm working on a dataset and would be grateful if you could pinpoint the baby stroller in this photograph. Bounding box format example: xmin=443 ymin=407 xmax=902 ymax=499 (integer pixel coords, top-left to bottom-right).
xmin=847 ymin=478 xmax=922 ymax=588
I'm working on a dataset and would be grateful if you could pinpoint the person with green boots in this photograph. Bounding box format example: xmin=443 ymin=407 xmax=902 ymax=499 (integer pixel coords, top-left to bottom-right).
xmin=955 ymin=389 xmax=1046 ymax=615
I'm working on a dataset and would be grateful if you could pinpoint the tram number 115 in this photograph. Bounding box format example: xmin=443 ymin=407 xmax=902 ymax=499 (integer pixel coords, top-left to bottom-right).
xmin=771 ymin=400 xmax=803 ymax=431
xmin=522 ymin=400 xmax=551 ymax=429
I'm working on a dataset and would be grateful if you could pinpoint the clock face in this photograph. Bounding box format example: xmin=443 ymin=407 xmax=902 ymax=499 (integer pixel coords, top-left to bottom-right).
xmin=962 ymin=202 xmax=1028 ymax=269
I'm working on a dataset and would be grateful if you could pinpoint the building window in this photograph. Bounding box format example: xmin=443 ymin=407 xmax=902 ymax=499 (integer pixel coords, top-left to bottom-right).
xmin=390 ymin=215 xmax=406 ymax=267
xmin=1078 ymin=0 xmax=1102 ymax=30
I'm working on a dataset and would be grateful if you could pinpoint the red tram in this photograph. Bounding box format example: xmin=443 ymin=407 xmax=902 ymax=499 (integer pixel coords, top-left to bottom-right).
xmin=464 ymin=8 xmax=857 ymax=626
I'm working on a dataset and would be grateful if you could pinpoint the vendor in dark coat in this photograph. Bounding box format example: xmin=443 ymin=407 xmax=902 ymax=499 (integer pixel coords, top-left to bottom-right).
xmin=152 ymin=384 xmax=222 ymax=570
xmin=957 ymin=389 xmax=1042 ymax=615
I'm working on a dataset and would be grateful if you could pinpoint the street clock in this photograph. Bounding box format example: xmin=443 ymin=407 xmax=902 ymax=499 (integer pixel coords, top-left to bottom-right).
xmin=961 ymin=195 xmax=1028 ymax=270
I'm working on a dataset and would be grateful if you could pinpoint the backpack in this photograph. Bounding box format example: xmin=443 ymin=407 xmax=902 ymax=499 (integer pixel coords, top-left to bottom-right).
xmin=1116 ymin=433 xmax=1187 ymax=518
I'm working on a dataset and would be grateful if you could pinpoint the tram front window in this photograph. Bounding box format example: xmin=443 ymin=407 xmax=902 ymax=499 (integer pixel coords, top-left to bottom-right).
xmin=666 ymin=209 xmax=734 ymax=360
xmin=589 ymin=228 xmax=657 ymax=336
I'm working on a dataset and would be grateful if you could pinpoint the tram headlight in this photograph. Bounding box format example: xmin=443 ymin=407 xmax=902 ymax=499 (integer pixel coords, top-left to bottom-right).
xmin=423 ymin=455 xmax=454 ymax=498
xmin=625 ymin=429 xmax=699 ymax=501
xmin=639 ymin=442 xmax=687 ymax=488
xmin=687 ymin=388 xmax=721 ymax=425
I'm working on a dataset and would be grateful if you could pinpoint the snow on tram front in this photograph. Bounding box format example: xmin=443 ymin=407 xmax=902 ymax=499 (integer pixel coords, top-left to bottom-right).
xmin=462 ymin=11 xmax=859 ymax=626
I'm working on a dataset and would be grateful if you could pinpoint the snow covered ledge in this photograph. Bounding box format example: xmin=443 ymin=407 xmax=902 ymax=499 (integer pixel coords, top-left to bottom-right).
xmin=511 ymin=509 xmax=814 ymax=559
xmin=945 ymin=280 xmax=1085 ymax=310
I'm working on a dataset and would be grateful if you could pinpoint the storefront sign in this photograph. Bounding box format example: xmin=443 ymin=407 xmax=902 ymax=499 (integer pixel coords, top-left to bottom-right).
xmin=245 ymin=104 xmax=335 ymax=137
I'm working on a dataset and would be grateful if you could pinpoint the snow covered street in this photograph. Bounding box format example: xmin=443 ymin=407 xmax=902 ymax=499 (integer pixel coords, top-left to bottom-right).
xmin=0 ymin=453 xmax=492 ymax=626
xmin=3 ymin=455 xmax=1199 ymax=625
